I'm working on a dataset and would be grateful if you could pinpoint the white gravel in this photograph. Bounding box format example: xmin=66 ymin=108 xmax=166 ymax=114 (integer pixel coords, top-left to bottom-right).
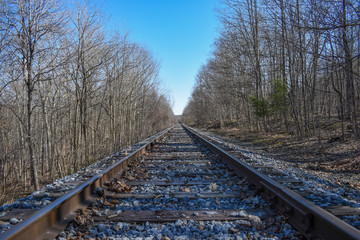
xmin=58 ymin=125 xmax=303 ymax=239
xmin=0 ymin=127 xmax=172 ymax=235
xmin=189 ymin=126 xmax=360 ymax=229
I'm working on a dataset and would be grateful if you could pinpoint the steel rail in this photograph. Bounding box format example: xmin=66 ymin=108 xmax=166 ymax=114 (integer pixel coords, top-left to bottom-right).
xmin=183 ymin=124 xmax=360 ymax=240
xmin=0 ymin=126 xmax=174 ymax=240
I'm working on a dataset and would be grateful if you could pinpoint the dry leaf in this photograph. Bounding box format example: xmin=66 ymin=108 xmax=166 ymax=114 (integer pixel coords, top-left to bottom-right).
xmin=108 ymin=180 xmax=133 ymax=193
xmin=209 ymin=183 xmax=217 ymax=191
xmin=126 ymin=175 xmax=136 ymax=181
xmin=107 ymin=211 xmax=122 ymax=219
xmin=248 ymin=215 xmax=264 ymax=230
xmin=181 ymin=187 xmax=191 ymax=192
xmin=74 ymin=212 xmax=91 ymax=226
xmin=102 ymin=199 xmax=112 ymax=206
xmin=199 ymin=221 xmax=205 ymax=230
xmin=154 ymin=194 xmax=162 ymax=199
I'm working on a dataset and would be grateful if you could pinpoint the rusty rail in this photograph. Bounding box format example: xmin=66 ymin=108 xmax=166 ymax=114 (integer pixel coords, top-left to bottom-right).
xmin=0 ymin=127 xmax=174 ymax=240
xmin=2 ymin=124 xmax=360 ymax=240
xmin=183 ymin=124 xmax=360 ymax=240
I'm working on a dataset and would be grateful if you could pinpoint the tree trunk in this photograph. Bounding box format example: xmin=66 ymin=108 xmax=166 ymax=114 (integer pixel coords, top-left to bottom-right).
xmin=26 ymin=77 xmax=39 ymax=191
xmin=343 ymin=0 xmax=359 ymax=140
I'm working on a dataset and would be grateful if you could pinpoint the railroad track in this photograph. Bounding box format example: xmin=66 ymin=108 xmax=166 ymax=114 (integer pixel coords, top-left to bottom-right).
xmin=187 ymin=126 xmax=360 ymax=230
xmin=0 ymin=125 xmax=360 ymax=239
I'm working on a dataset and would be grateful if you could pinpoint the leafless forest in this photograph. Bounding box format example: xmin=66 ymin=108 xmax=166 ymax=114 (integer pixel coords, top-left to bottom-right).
xmin=0 ymin=0 xmax=175 ymax=203
xmin=183 ymin=0 xmax=360 ymax=141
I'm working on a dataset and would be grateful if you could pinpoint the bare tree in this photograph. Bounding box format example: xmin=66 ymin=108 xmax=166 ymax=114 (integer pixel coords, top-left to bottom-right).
xmin=2 ymin=0 xmax=65 ymax=190
xmin=184 ymin=0 xmax=360 ymax=142
xmin=0 ymin=0 xmax=175 ymax=203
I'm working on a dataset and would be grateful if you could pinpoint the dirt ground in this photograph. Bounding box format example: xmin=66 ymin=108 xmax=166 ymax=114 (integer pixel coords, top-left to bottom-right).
xmin=202 ymin=121 xmax=360 ymax=190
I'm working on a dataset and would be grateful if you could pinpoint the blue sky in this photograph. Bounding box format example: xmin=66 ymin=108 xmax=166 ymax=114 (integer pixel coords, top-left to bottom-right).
xmin=103 ymin=0 xmax=219 ymax=115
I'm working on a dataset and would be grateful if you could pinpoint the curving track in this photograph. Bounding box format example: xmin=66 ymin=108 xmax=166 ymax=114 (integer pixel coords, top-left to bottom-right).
xmin=0 ymin=124 xmax=359 ymax=239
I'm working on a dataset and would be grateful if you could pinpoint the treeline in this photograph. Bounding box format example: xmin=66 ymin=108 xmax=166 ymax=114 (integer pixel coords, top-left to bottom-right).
xmin=183 ymin=0 xmax=360 ymax=140
xmin=0 ymin=0 xmax=174 ymax=202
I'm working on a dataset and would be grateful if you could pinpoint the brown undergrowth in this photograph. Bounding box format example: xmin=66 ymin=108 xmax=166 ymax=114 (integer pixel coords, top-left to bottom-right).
xmin=200 ymin=116 xmax=360 ymax=189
